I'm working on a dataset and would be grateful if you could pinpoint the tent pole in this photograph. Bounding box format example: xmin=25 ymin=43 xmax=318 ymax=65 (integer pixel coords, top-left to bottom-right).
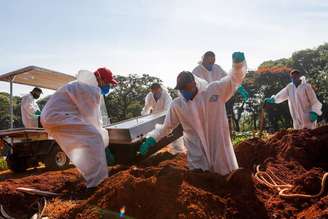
xmin=9 ymin=78 xmax=13 ymax=129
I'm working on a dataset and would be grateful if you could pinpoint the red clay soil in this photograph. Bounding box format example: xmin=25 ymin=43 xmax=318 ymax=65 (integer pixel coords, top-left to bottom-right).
xmin=0 ymin=126 xmax=327 ymax=219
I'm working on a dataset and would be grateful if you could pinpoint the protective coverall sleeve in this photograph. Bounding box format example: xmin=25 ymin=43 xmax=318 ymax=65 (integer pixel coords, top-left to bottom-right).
xmin=147 ymin=103 xmax=180 ymax=142
xmin=272 ymin=85 xmax=289 ymax=104
xmin=305 ymin=84 xmax=322 ymax=116
xmin=163 ymin=93 xmax=173 ymax=111
xmin=213 ymin=62 xmax=247 ymax=102
xmin=141 ymin=93 xmax=152 ymax=116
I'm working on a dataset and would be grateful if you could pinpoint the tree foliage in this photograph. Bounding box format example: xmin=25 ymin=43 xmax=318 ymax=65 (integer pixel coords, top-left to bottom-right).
xmin=105 ymin=74 xmax=163 ymax=123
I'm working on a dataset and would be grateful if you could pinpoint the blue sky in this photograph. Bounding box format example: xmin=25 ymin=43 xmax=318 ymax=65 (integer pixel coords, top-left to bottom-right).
xmin=1 ymin=0 xmax=328 ymax=97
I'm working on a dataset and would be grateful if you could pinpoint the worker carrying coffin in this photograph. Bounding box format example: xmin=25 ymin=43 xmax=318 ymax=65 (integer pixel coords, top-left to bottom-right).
xmin=41 ymin=68 xmax=117 ymax=188
xmin=141 ymin=83 xmax=172 ymax=116
xmin=264 ymin=69 xmax=322 ymax=130
xmin=141 ymin=82 xmax=187 ymax=154
xmin=21 ymin=87 xmax=43 ymax=128
xmin=139 ymin=52 xmax=247 ymax=175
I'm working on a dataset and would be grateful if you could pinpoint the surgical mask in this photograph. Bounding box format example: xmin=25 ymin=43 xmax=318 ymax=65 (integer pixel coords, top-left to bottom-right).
xmin=100 ymin=85 xmax=111 ymax=96
xmin=291 ymin=79 xmax=295 ymax=85
xmin=180 ymin=90 xmax=193 ymax=101
xmin=204 ymin=64 xmax=213 ymax=71
xmin=291 ymin=78 xmax=301 ymax=86
xmin=153 ymin=92 xmax=161 ymax=101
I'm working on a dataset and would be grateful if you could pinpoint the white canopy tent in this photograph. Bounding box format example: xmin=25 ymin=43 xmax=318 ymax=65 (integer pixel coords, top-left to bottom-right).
xmin=0 ymin=66 xmax=76 ymax=128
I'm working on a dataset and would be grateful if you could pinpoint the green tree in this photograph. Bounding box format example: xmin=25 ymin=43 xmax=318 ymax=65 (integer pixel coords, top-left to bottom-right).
xmin=0 ymin=92 xmax=22 ymax=129
xmin=105 ymin=74 xmax=164 ymax=123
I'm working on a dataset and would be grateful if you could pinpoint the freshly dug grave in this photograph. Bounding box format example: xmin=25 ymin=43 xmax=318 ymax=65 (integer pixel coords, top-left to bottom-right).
xmin=0 ymin=126 xmax=327 ymax=219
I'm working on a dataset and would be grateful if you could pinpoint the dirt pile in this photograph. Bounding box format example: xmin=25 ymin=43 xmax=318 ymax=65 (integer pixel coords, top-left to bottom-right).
xmin=0 ymin=126 xmax=327 ymax=218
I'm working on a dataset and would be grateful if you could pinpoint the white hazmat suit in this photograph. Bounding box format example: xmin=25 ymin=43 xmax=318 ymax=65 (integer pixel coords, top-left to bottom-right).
xmin=142 ymin=87 xmax=187 ymax=154
xmin=141 ymin=88 xmax=172 ymax=116
xmin=272 ymin=77 xmax=322 ymax=129
xmin=41 ymin=70 xmax=109 ymax=188
xmin=21 ymin=93 xmax=40 ymax=128
xmin=148 ymin=63 xmax=247 ymax=175
xmin=192 ymin=64 xmax=227 ymax=83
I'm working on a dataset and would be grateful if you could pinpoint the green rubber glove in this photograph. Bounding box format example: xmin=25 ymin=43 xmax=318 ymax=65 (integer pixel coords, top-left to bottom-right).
xmin=232 ymin=52 xmax=245 ymax=63
xmin=105 ymin=148 xmax=116 ymax=165
xmin=237 ymin=85 xmax=249 ymax=102
xmin=310 ymin=112 xmax=318 ymax=122
xmin=139 ymin=137 xmax=156 ymax=156
xmin=264 ymin=97 xmax=275 ymax=104
xmin=35 ymin=110 xmax=41 ymax=116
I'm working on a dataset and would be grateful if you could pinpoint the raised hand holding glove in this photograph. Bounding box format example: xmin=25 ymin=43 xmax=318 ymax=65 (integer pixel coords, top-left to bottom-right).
xmin=264 ymin=97 xmax=275 ymax=105
xmin=139 ymin=137 xmax=156 ymax=156
xmin=237 ymin=85 xmax=249 ymax=102
xmin=232 ymin=52 xmax=245 ymax=64
xmin=310 ymin=112 xmax=318 ymax=122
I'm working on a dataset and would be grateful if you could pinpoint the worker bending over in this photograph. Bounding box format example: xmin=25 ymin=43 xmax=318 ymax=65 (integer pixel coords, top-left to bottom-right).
xmin=264 ymin=69 xmax=322 ymax=129
xmin=21 ymin=87 xmax=42 ymax=128
xmin=141 ymin=83 xmax=172 ymax=116
xmin=41 ymin=68 xmax=117 ymax=189
xmin=139 ymin=52 xmax=247 ymax=175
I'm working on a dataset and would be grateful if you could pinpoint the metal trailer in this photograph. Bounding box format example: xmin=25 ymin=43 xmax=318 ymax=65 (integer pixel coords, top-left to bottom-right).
xmin=0 ymin=129 xmax=70 ymax=172
xmin=0 ymin=66 xmax=75 ymax=172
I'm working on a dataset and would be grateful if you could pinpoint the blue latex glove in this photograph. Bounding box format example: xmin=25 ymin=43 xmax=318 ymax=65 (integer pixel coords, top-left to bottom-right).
xmin=139 ymin=137 xmax=156 ymax=156
xmin=310 ymin=112 xmax=318 ymax=122
xmin=232 ymin=52 xmax=245 ymax=63
xmin=105 ymin=148 xmax=115 ymax=165
xmin=35 ymin=110 xmax=41 ymax=116
xmin=264 ymin=97 xmax=275 ymax=104
xmin=237 ymin=85 xmax=249 ymax=102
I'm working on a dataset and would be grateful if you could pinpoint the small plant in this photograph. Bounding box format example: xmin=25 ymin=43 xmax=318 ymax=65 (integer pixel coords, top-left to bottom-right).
xmin=0 ymin=157 xmax=8 ymax=171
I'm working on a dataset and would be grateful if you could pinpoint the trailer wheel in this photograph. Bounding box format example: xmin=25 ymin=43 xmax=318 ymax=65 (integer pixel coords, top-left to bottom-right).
xmin=45 ymin=145 xmax=70 ymax=170
xmin=6 ymin=154 xmax=28 ymax=173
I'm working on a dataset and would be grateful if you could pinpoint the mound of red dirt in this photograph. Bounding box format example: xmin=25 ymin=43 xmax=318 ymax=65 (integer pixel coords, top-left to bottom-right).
xmin=0 ymin=126 xmax=327 ymax=218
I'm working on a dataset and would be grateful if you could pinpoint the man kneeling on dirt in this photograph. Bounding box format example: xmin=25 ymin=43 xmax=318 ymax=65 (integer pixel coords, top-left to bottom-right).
xmin=138 ymin=52 xmax=247 ymax=176
xmin=41 ymin=68 xmax=117 ymax=189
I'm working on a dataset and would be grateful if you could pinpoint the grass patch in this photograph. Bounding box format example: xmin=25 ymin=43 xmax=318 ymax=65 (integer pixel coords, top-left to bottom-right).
xmin=232 ymin=132 xmax=253 ymax=145
xmin=0 ymin=157 xmax=8 ymax=171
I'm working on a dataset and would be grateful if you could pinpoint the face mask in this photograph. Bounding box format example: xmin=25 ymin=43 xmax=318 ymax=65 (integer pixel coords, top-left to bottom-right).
xmin=291 ymin=78 xmax=301 ymax=86
xmin=153 ymin=92 xmax=161 ymax=101
xmin=100 ymin=85 xmax=111 ymax=96
xmin=180 ymin=90 xmax=193 ymax=101
xmin=291 ymin=78 xmax=295 ymax=85
xmin=204 ymin=64 xmax=213 ymax=71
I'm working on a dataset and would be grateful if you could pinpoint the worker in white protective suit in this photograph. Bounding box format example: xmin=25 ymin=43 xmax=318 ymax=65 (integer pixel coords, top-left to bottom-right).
xmin=141 ymin=83 xmax=172 ymax=116
xmin=41 ymin=67 xmax=117 ymax=188
xmin=264 ymin=69 xmax=322 ymax=129
xmin=192 ymin=51 xmax=249 ymax=101
xmin=138 ymin=52 xmax=247 ymax=175
xmin=192 ymin=51 xmax=227 ymax=82
xmin=21 ymin=87 xmax=43 ymax=128
xmin=141 ymin=83 xmax=187 ymax=154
